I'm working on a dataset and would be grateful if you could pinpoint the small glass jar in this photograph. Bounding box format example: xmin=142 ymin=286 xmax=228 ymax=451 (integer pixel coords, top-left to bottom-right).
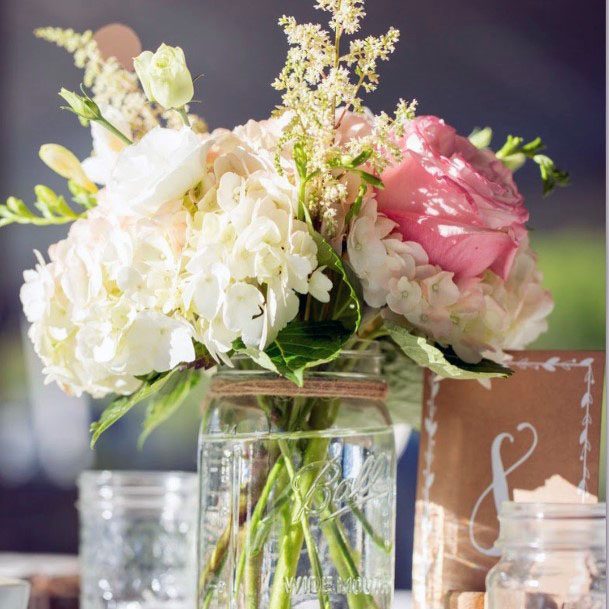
xmin=78 ymin=470 xmax=198 ymax=609
xmin=197 ymin=348 xmax=397 ymax=609
xmin=486 ymin=502 xmax=606 ymax=609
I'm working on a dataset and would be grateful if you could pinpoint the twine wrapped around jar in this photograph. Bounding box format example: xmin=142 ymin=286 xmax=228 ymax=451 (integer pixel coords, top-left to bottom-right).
xmin=207 ymin=377 xmax=388 ymax=401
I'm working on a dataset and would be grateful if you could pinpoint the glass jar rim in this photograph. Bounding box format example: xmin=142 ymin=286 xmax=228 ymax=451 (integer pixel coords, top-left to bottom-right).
xmin=78 ymin=470 xmax=197 ymax=511
xmin=499 ymin=501 xmax=606 ymax=520
xmin=496 ymin=501 xmax=606 ymax=550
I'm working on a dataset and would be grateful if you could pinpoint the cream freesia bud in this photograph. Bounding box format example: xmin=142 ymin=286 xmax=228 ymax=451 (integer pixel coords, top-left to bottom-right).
xmin=39 ymin=144 xmax=97 ymax=193
xmin=59 ymin=88 xmax=101 ymax=126
xmin=134 ymin=44 xmax=194 ymax=109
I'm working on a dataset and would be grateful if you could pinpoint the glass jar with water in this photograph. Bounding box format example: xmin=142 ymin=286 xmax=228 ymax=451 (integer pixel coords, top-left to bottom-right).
xmin=197 ymin=347 xmax=397 ymax=609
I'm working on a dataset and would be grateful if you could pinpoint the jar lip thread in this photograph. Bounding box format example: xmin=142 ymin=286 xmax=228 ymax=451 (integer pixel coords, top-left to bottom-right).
xmin=499 ymin=501 xmax=606 ymax=520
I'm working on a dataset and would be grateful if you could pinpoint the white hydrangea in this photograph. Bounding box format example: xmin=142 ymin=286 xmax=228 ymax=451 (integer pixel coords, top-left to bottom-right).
xmin=20 ymin=205 xmax=195 ymax=398
xmin=180 ymin=132 xmax=331 ymax=362
xmin=232 ymin=114 xmax=293 ymax=171
xmin=21 ymin=124 xmax=333 ymax=397
xmin=347 ymin=199 xmax=552 ymax=364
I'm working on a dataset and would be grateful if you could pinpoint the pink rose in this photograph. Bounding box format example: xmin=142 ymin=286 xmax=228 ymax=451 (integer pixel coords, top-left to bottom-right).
xmin=376 ymin=116 xmax=528 ymax=280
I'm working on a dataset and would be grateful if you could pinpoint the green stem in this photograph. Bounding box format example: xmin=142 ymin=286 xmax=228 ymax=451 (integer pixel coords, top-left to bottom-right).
xmin=268 ymin=435 xmax=333 ymax=609
xmin=245 ymin=552 xmax=261 ymax=609
xmin=177 ymin=106 xmax=191 ymax=127
xmin=278 ymin=439 xmax=332 ymax=609
xmin=95 ymin=117 xmax=133 ymax=145
xmin=347 ymin=499 xmax=392 ymax=554
xmin=269 ymin=398 xmax=381 ymax=609
xmin=197 ymin=514 xmax=233 ymax=606
xmin=205 ymin=372 xmax=386 ymax=609
xmin=234 ymin=457 xmax=285 ymax=592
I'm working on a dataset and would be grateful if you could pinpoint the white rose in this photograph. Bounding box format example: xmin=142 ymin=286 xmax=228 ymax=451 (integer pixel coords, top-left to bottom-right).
xmin=106 ymin=126 xmax=209 ymax=215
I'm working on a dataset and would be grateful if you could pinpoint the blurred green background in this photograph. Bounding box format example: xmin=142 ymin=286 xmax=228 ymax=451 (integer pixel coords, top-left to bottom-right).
xmin=532 ymin=232 xmax=605 ymax=350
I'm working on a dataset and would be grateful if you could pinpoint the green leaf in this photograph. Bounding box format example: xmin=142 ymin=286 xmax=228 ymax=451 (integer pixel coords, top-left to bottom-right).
xmin=344 ymin=182 xmax=368 ymax=224
xmin=384 ymin=319 xmax=512 ymax=380
xmin=495 ymin=134 xmax=569 ymax=196
xmin=90 ymin=370 xmax=178 ymax=447
xmin=468 ymin=127 xmax=493 ymax=149
xmin=348 ymin=148 xmax=373 ymax=167
xmin=234 ymin=231 xmax=362 ymax=385
xmin=233 ymin=345 xmax=280 ymax=375
xmin=358 ymin=170 xmax=383 ymax=187
xmin=138 ymin=369 xmax=201 ymax=448
xmin=264 ymin=320 xmax=353 ymax=385
xmin=310 ymin=230 xmax=361 ymax=333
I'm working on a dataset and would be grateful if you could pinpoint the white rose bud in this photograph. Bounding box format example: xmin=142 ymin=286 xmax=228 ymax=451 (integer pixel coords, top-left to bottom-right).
xmin=134 ymin=44 xmax=194 ymax=110
xmin=59 ymin=88 xmax=102 ymax=126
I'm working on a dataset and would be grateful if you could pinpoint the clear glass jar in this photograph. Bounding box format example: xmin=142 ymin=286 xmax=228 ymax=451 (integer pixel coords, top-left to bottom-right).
xmin=197 ymin=348 xmax=396 ymax=609
xmin=486 ymin=502 xmax=606 ymax=609
xmin=78 ymin=470 xmax=198 ymax=609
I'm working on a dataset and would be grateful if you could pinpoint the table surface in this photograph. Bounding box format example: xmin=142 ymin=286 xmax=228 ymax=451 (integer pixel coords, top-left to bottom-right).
xmin=394 ymin=591 xmax=412 ymax=608
xmin=0 ymin=554 xmax=413 ymax=607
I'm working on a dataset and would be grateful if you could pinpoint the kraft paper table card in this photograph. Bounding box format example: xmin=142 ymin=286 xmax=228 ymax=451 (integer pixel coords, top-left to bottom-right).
xmin=412 ymin=350 xmax=605 ymax=608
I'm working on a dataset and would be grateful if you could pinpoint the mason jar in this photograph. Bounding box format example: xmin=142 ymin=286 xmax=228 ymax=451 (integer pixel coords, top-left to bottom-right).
xmin=78 ymin=470 xmax=198 ymax=609
xmin=486 ymin=502 xmax=606 ymax=609
xmin=197 ymin=348 xmax=396 ymax=609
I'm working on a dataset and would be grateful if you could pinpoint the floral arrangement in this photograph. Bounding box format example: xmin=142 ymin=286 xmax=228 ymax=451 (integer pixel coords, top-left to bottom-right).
xmin=5 ymin=0 xmax=566 ymax=443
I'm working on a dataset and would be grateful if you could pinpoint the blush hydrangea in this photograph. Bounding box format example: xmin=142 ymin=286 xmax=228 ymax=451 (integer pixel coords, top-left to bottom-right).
xmin=347 ymin=199 xmax=552 ymax=363
xmin=20 ymin=206 xmax=195 ymax=397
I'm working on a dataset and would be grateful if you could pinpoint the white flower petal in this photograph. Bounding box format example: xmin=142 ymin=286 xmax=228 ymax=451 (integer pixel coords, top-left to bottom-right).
xmin=223 ymin=282 xmax=264 ymax=332
xmin=107 ymin=127 xmax=209 ymax=214
xmin=309 ymin=267 xmax=333 ymax=303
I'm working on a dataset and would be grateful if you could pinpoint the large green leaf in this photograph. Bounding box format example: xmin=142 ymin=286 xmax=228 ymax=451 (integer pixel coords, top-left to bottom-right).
xmin=264 ymin=320 xmax=352 ymax=386
xmin=90 ymin=369 xmax=178 ymax=447
xmin=260 ymin=231 xmax=361 ymax=385
xmin=384 ymin=319 xmax=512 ymax=380
xmin=138 ymin=369 xmax=201 ymax=447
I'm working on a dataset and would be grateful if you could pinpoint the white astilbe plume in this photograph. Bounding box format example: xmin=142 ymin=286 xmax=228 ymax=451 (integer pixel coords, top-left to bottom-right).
xmin=272 ymin=2 xmax=416 ymax=236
